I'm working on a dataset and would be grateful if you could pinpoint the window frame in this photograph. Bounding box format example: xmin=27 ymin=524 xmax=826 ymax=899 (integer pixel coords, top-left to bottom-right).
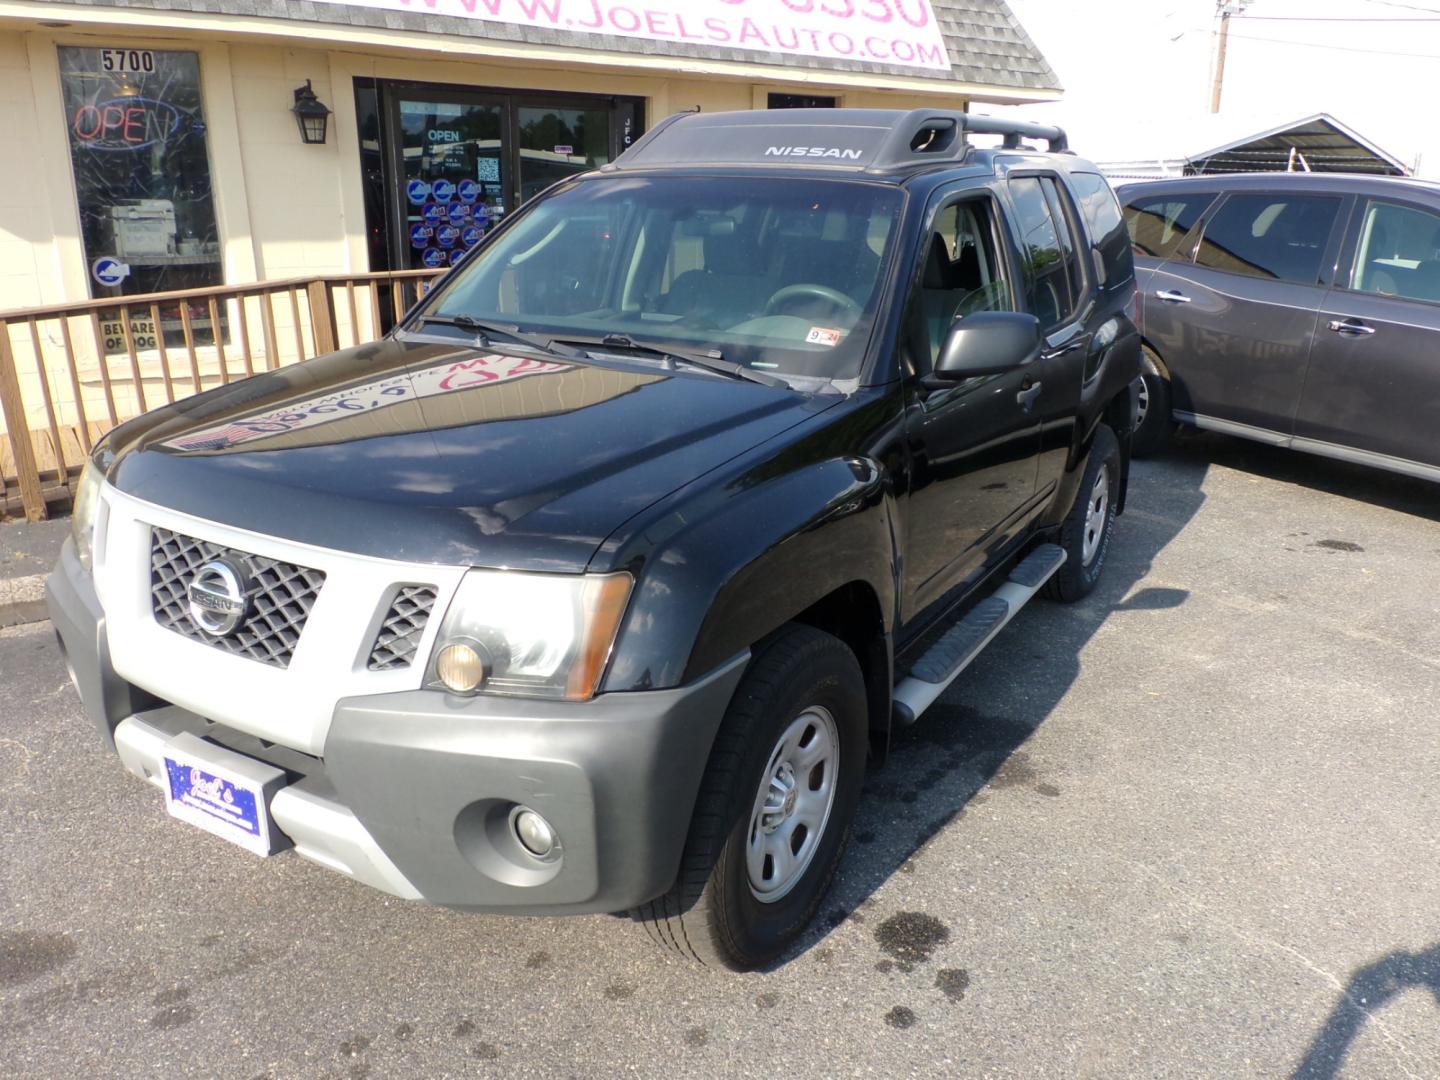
xmin=1335 ymin=194 xmax=1440 ymax=307
xmin=900 ymin=183 xmax=1019 ymax=380
xmin=1002 ymin=169 xmax=1092 ymax=334
xmin=1121 ymin=188 xmax=1219 ymax=264
xmin=1188 ymin=189 xmax=1350 ymax=289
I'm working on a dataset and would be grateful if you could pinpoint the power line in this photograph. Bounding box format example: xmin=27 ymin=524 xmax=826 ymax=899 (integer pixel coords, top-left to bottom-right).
xmin=1359 ymin=0 xmax=1440 ymax=13
xmin=1242 ymin=14 xmax=1440 ymax=20
xmin=1220 ymin=28 xmax=1440 ymax=58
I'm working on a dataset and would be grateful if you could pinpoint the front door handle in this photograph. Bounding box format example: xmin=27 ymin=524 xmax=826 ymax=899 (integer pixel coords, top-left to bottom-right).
xmin=1155 ymin=289 xmax=1192 ymax=304
xmin=1328 ymin=319 xmax=1376 ymax=336
xmin=1017 ymin=382 xmax=1042 ymax=410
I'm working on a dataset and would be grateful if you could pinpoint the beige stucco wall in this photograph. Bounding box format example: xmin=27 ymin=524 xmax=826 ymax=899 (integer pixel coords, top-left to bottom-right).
xmin=0 ymin=20 xmax=989 ymax=314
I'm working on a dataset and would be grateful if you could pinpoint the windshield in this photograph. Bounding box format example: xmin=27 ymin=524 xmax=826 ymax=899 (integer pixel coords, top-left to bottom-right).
xmin=420 ymin=175 xmax=903 ymax=381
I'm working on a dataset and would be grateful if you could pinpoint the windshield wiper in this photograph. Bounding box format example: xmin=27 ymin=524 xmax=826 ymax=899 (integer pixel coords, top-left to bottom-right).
xmin=559 ymin=334 xmax=787 ymax=389
xmin=412 ymin=314 xmax=582 ymax=359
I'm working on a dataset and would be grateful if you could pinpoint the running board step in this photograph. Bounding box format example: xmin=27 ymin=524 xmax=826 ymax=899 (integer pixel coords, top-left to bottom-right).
xmin=892 ymin=544 xmax=1066 ymax=727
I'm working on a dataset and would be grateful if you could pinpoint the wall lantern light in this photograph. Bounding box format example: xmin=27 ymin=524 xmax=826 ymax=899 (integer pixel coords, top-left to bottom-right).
xmin=292 ymin=80 xmax=331 ymax=145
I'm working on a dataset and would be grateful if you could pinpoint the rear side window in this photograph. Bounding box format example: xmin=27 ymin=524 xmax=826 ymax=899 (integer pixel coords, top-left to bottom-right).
xmin=1194 ymin=194 xmax=1342 ymax=285
xmin=1069 ymin=171 xmax=1133 ymax=290
xmin=1123 ymin=191 xmax=1215 ymax=260
xmin=1009 ymin=175 xmax=1082 ymax=330
xmin=1351 ymin=200 xmax=1440 ymax=304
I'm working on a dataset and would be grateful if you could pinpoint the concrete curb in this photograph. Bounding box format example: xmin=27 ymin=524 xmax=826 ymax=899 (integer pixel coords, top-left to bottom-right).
xmin=0 ymin=573 xmax=48 ymax=629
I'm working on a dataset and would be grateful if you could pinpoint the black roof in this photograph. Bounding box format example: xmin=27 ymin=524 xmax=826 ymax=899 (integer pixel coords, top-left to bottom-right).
xmin=609 ymin=109 xmax=1071 ymax=177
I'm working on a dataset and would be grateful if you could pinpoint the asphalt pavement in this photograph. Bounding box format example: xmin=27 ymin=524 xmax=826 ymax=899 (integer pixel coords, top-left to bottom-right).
xmin=2 ymin=431 xmax=1438 ymax=1079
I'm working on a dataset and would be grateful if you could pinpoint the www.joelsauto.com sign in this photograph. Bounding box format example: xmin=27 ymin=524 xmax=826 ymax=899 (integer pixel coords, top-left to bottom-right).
xmin=308 ymin=0 xmax=953 ymax=71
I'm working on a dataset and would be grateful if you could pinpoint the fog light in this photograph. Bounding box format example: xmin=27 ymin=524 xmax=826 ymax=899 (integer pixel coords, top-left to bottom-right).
xmin=436 ymin=642 xmax=486 ymax=693
xmin=513 ymin=807 xmax=558 ymax=859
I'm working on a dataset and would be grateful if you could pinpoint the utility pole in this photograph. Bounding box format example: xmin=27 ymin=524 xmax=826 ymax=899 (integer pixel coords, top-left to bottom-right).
xmin=1210 ymin=0 xmax=1250 ymax=114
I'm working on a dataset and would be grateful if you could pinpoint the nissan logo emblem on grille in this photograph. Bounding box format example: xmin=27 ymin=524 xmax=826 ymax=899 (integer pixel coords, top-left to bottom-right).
xmin=187 ymin=559 xmax=250 ymax=637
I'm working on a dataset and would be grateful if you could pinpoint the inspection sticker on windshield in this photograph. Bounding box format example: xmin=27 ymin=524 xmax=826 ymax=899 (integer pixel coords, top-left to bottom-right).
xmin=806 ymin=327 xmax=844 ymax=347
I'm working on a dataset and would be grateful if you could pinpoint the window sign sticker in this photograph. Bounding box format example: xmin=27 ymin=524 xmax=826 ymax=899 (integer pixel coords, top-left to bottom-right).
xmin=409 ymin=223 xmax=433 ymax=249
xmin=92 ymin=256 xmax=131 ymax=288
xmin=422 ymin=247 xmax=447 ymax=268
xmin=806 ymin=326 xmax=844 ymax=347
xmin=449 ymin=248 xmax=467 ymax=266
xmin=554 ymin=144 xmax=574 ymax=156
xmin=436 ymin=224 xmax=460 ymax=249
xmin=421 ymin=203 xmax=444 ymax=226
xmin=458 ymin=179 xmax=480 ymax=204
xmin=448 ymin=203 xmax=470 ymax=226
xmin=432 ymin=179 xmax=456 ymax=203
xmin=476 ymin=158 xmax=501 ymax=183
xmin=474 ymin=204 xmax=492 ymax=223
xmin=461 ymin=225 xmax=483 ymax=247
xmin=406 ymin=179 xmax=431 ymax=205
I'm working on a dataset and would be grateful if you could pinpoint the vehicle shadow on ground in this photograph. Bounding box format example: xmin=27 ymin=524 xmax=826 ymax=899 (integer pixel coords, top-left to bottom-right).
xmin=1291 ymin=942 xmax=1440 ymax=1079
xmin=785 ymin=449 xmax=1214 ymax=966
xmin=1168 ymin=429 xmax=1440 ymax=524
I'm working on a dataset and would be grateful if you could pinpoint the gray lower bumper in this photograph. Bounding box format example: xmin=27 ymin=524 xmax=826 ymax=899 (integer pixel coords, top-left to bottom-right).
xmin=47 ymin=541 xmax=749 ymax=915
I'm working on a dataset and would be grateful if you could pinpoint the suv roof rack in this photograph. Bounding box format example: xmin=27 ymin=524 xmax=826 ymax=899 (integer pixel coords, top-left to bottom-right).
xmin=607 ymin=108 xmax=1069 ymax=175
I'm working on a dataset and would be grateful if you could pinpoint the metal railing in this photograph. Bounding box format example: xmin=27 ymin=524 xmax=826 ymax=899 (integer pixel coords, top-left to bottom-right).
xmin=0 ymin=269 xmax=443 ymax=521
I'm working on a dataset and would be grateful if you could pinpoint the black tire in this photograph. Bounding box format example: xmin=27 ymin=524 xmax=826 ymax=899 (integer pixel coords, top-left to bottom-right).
xmin=1044 ymin=424 xmax=1121 ymax=604
xmin=632 ymin=625 xmax=867 ymax=970
xmin=1131 ymin=346 xmax=1173 ymax=458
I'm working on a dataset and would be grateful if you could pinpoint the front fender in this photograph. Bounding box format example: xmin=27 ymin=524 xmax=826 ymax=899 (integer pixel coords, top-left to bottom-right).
xmin=598 ymin=429 xmax=900 ymax=693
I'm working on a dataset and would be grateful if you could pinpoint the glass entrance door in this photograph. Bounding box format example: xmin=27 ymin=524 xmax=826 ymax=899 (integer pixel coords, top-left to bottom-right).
xmin=516 ymin=104 xmax=612 ymax=204
xmin=393 ymin=94 xmax=506 ymax=271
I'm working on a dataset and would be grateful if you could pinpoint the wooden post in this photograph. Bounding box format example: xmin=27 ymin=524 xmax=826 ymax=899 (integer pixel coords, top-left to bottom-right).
xmin=0 ymin=322 xmax=48 ymax=522
xmin=306 ymin=281 xmax=337 ymax=357
xmin=1210 ymin=9 xmax=1231 ymax=114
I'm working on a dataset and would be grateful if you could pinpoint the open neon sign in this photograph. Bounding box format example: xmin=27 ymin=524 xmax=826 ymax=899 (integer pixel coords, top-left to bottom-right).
xmin=71 ymin=97 xmax=183 ymax=152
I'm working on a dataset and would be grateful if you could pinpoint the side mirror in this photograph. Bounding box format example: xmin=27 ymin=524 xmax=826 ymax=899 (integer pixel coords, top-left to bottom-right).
xmin=929 ymin=311 xmax=1043 ymax=382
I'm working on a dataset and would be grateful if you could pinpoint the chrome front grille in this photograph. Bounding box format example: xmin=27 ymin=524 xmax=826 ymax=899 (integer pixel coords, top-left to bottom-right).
xmin=367 ymin=585 xmax=438 ymax=671
xmin=149 ymin=527 xmax=326 ymax=669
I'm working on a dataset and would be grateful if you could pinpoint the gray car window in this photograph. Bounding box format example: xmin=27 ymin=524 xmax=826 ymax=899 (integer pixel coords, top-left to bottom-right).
xmin=1194 ymin=194 xmax=1342 ymax=285
xmin=1351 ymin=200 xmax=1440 ymax=304
xmin=1122 ymin=192 xmax=1214 ymax=260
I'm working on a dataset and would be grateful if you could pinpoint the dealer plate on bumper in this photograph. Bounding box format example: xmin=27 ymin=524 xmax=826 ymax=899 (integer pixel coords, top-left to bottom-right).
xmin=160 ymin=731 xmax=288 ymax=857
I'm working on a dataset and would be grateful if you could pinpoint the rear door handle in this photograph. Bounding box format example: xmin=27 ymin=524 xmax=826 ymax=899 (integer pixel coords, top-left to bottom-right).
xmin=1155 ymin=289 xmax=1192 ymax=304
xmin=1328 ymin=319 xmax=1376 ymax=336
xmin=1017 ymin=382 xmax=1042 ymax=409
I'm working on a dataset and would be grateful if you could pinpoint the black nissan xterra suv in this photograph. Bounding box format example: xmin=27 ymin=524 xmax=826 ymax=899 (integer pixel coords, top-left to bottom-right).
xmin=48 ymin=109 xmax=1140 ymax=970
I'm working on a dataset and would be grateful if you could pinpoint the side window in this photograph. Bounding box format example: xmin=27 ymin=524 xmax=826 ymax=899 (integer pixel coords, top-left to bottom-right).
xmin=1070 ymin=171 xmax=1134 ymax=291
xmin=1193 ymin=194 xmax=1342 ymax=285
xmin=909 ymin=198 xmax=1013 ymax=372
xmin=1122 ymin=192 xmax=1215 ymax=260
xmin=1351 ymin=200 xmax=1440 ymax=304
xmin=1008 ymin=176 xmax=1078 ymax=331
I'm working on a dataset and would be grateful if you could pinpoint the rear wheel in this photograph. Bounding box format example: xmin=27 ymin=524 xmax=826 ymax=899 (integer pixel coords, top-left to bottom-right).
xmin=1044 ymin=423 xmax=1120 ymax=603
xmin=1131 ymin=346 xmax=1173 ymax=458
xmin=633 ymin=625 xmax=867 ymax=970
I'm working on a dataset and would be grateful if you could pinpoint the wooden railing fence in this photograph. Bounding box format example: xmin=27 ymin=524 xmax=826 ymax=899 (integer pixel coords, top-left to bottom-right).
xmin=0 ymin=269 xmax=443 ymax=521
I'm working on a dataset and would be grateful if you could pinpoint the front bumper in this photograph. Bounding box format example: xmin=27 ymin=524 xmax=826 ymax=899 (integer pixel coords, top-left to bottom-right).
xmin=47 ymin=540 xmax=748 ymax=915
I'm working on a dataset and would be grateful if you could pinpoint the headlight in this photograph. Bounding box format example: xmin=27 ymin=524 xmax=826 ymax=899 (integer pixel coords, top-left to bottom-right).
xmin=71 ymin=462 xmax=103 ymax=572
xmin=426 ymin=570 xmax=632 ymax=701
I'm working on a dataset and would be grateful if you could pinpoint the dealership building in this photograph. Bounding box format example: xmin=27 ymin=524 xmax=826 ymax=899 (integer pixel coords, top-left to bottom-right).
xmin=0 ymin=0 xmax=1058 ymax=311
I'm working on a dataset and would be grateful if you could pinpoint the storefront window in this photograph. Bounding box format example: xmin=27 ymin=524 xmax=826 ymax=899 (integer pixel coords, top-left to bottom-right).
xmin=58 ymin=46 xmax=221 ymax=345
xmin=397 ymin=97 xmax=506 ymax=272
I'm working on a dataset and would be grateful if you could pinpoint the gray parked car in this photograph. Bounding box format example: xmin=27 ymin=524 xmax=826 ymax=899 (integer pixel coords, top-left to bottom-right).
xmin=1117 ymin=173 xmax=1440 ymax=482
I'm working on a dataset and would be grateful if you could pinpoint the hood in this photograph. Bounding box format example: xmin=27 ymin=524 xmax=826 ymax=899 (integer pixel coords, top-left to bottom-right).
xmin=104 ymin=337 xmax=834 ymax=570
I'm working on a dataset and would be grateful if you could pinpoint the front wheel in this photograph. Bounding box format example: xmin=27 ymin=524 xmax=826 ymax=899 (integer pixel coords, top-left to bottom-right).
xmin=633 ymin=625 xmax=867 ymax=969
xmin=1044 ymin=423 xmax=1121 ymax=603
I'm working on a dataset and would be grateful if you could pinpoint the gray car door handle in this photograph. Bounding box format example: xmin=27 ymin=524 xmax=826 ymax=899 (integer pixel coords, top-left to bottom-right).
xmin=1017 ymin=382 xmax=1042 ymax=409
xmin=1328 ymin=319 xmax=1376 ymax=336
xmin=1155 ymin=289 xmax=1192 ymax=304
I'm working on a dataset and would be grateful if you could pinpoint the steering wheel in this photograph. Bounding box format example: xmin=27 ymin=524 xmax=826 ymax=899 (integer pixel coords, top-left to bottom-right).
xmin=764 ymin=283 xmax=863 ymax=321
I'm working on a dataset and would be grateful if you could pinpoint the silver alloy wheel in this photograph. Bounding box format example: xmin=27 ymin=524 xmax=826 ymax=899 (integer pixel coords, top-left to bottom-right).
xmin=1081 ymin=463 xmax=1110 ymax=567
xmin=746 ymin=705 xmax=840 ymax=903
xmin=1133 ymin=374 xmax=1151 ymax=429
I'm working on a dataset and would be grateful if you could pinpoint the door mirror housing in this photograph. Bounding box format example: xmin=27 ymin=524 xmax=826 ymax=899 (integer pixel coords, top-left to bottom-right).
xmin=929 ymin=311 xmax=1043 ymax=383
